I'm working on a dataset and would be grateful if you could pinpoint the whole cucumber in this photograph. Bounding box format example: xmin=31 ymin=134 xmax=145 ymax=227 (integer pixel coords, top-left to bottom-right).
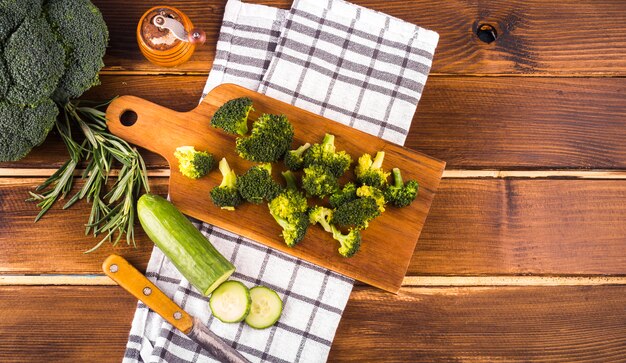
xmin=137 ymin=194 xmax=235 ymax=295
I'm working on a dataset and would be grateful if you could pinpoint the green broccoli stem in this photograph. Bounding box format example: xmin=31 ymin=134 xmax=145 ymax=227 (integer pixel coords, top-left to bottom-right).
xmin=392 ymin=167 xmax=404 ymax=188
xmin=282 ymin=170 xmax=298 ymax=190
xmin=218 ymin=158 xmax=236 ymax=188
xmin=372 ymin=151 xmax=386 ymax=169
xmin=293 ymin=143 xmax=311 ymax=156
xmin=321 ymin=133 xmax=336 ymax=153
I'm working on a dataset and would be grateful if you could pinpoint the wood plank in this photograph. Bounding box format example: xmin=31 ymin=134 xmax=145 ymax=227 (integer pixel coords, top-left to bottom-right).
xmin=94 ymin=0 xmax=626 ymax=75
xmin=3 ymin=178 xmax=626 ymax=276
xmin=3 ymin=75 xmax=626 ymax=169
xmin=2 ymin=285 xmax=626 ymax=362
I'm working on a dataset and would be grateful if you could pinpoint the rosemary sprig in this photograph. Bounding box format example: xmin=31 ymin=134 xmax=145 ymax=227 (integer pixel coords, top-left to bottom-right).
xmin=27 ymin=99 xmax=150 ymax=252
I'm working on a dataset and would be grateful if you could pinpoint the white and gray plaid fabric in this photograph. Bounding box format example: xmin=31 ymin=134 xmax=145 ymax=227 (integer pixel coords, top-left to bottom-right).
xmin=124 ymin=0 xmax=437 ymax=362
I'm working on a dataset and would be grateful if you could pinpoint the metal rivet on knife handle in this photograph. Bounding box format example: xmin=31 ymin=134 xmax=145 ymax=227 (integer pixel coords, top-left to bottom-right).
xmin=109 ymin=264 xmax=118 ymax=273
xmin=143 ymin=287 xmax=152 ymax=296
xmin=174 ymin=311 xmax=182 ymax=320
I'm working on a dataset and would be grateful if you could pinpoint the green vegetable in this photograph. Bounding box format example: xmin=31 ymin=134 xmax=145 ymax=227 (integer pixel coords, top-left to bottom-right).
xmin=331 ymin=197 xmax=380 ymax=230
xmin=309 ymin=206 xmax=361 ymax=257
xmin=356 ymin=185 xmax=386 ymax=214
xmin=245 ymin=286 xmax=283 ymax=329
xmin=329 ymin=182 xmax=357 ymax=208
xmin=174 ymin=146 xmax=215 ymax=179
xmin=209 ymin=281 xmax=251 ymax=323
xmin=210 ymin=158 xmax=242 ymax=210
xmin=236 ymin=163 xmax=281 ymax=204
xmin=302 ymin=164 xmax=339 ymax=198
xmin=137 ymin=194 xmax=235 ymax=296
xmin=355 ymin=151 xmax=390 ymax=188
xmin=303 ymin=133 xmax=352 ymax=177
xmin=0 ymin=0 xmax=108 ymax=161
xmin=384 ymin=168 xmax=419 ymax=207
xmin=268 ymin=171 xmax=309 ymax=247
xmin=284 ymin=142 xmax=311 ymax=171
xmin=235 ymin=113 xmax=294 ymax=162
xmin=210 ymin=97 xmax=253 ymax=136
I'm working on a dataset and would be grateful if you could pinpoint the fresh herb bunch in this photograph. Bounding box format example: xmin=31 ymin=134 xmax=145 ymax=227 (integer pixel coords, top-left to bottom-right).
xmin=27 ymin=99 xmax=150 ymax=252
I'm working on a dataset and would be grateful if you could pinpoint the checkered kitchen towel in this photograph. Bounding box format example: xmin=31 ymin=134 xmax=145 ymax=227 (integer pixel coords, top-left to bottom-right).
xmin=124 ymin=0 xmax=438 ymax=362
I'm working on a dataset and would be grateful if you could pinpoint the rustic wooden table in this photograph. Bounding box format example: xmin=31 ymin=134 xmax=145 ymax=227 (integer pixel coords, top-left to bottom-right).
xmin=2 ymin=0 xmax=626 ymax=361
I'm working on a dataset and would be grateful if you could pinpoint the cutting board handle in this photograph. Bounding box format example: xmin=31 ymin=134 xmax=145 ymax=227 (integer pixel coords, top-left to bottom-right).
xmin=106 ymin=95 xmax=204 ymax=163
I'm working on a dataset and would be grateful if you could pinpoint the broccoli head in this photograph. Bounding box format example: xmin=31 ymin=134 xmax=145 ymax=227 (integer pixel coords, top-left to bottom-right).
xmin=211 ymin=97 xmax=253 ymax=136
xmin=309 ymin=206 xmax=361 ymax=257
xmin=302 ymin=164 xmax=339 ymax=198
xmin=284 ymin=143 xmax=311 ymax=171
xmin=270 ymin=210 xmax=309 ymax=247
xmin=4 ymin=16 xmax=65 ymax=105
xmin=45 ymin=0 xmax=109 ymax=102
xmin=210 ymin=158 xmax=242 ymax=210
xmin=355 ymin=151 xmax=390 ymax=188
xmin=384 ymin=167 xmax=419 ymax=207
xmin=236 ymin=163 xmax=281 ymax=204
xmin=0 ymin=0 xmax=108 ymax=161
xmin=236 ymin=113 xmax=294 ymax=162
xmin=331 ymin=197 xmax=380 ymax=230
xmin=0 ymin=99 xmax=57 ymax=161
xmin=329 ymin=182 xmax=357 ymax=208
xmin=174 ymin=146 xmax=215 ymax=179
xmin=356 ymin=185 xmax=386 ymax=214
xmin=303 ymin=133 xmax=352 ymax=177
xmin=268 ymin=171 xmax=308 ymax=219
xmin=268 ymin=171 xmax=309 ymax=246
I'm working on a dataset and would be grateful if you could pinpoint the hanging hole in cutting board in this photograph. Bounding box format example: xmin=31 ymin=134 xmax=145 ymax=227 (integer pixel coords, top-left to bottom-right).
xmin=120 ymin=110 xmax=138 ymax=126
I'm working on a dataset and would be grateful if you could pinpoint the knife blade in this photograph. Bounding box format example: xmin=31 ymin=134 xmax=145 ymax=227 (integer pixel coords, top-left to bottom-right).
xmin=103 ymin=254 xmax=250 ymax=363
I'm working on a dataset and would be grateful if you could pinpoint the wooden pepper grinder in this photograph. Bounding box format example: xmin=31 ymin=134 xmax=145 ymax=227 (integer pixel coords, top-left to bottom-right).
xmin=137 ymin=6 xmax=206 ymax=68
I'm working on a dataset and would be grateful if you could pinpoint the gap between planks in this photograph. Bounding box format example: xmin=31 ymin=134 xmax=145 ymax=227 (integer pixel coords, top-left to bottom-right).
xmin=4 ymin=168 xmax=626 ymax=179
xmin=99 ymin=70 xmax=626 ymax=78
xmin=2 ymin=275 xmax=626 ymax=287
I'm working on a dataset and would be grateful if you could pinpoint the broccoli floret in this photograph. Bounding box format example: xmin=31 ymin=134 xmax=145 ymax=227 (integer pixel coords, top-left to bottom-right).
xmin=355 ymin=151 xmax=390 ymax=188
xmin=236 ymin=163 xmax=281 ymax=204
xmin=0 ymin=99 xmax=57 ymax=161
xmin=268 ymin=171 xmax=309 ymax=246
xmin=329 ymin=182 xmax=357 ymax=208
xmin=302 ymin=164 xmax=339 ymax=198
xmin=45 ymin=0 xmax=109 ymax=102
xmin=210 ymin=158 xmax=242 ymax=210
xmin=303 ymin=134 xmax=352 ymax=177
xmin=356 ymin=185 xmax=386 ymax=214
xmin=174 ymin=146 xmax=215 ymax=179
xmin=236 ymin=113 xmax=294 ymax=162
xmin=268 ymin=171 xmax=308 ymax=219
xmin=270 ymin=211 xmax=309 ymax=247
xmin=284 ymin=143 xmax=311 ymax=171
xmin=211 ymin=97 xmax=253 ymax=136
xmin=384 ymin=168 xmax=419 ymax=207
xmin=0 ymin=0 xmax=42 ymax=42
xmin=4 ymin=16 xmax=65 ymax=105
xmin=309 ymin=206 xmax=361 ymax=257
xmin=331 ymin=197 xmax=380 ymax=230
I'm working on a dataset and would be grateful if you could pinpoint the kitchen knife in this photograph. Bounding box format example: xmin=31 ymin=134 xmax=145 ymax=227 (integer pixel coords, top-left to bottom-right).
xmin=102 ymin=254 xmax=250 ymax=363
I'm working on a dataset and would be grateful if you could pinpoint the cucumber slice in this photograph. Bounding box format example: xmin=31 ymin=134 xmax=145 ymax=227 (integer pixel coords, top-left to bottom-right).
xmin=245 ymin=286 xmax=283 ymax=329
xmin=209 ymin=281 xmax=251 ymax=323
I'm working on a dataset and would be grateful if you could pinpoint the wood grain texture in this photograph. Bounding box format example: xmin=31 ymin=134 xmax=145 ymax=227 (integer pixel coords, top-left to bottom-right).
xmin=93 ymin=0 xmax=626 ymax=75
xmin=4 ymin=75 xmax=626 ymax=170
xmin=105 ymin=84 xmax=445 ymax=292
xmin=2 ymin=285 xmax=626 ymax=362
xmin=3 ymin=178 xmax=626 ymax=276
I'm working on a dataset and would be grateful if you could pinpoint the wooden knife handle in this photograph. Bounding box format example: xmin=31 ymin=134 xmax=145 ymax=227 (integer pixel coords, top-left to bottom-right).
xmin=102 ymin=254 xmax=193 ymax=334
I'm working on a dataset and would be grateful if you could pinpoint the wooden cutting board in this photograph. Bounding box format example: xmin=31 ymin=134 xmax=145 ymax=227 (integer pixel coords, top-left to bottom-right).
xmin=106 ymin=84 xmax=445 ymax=293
